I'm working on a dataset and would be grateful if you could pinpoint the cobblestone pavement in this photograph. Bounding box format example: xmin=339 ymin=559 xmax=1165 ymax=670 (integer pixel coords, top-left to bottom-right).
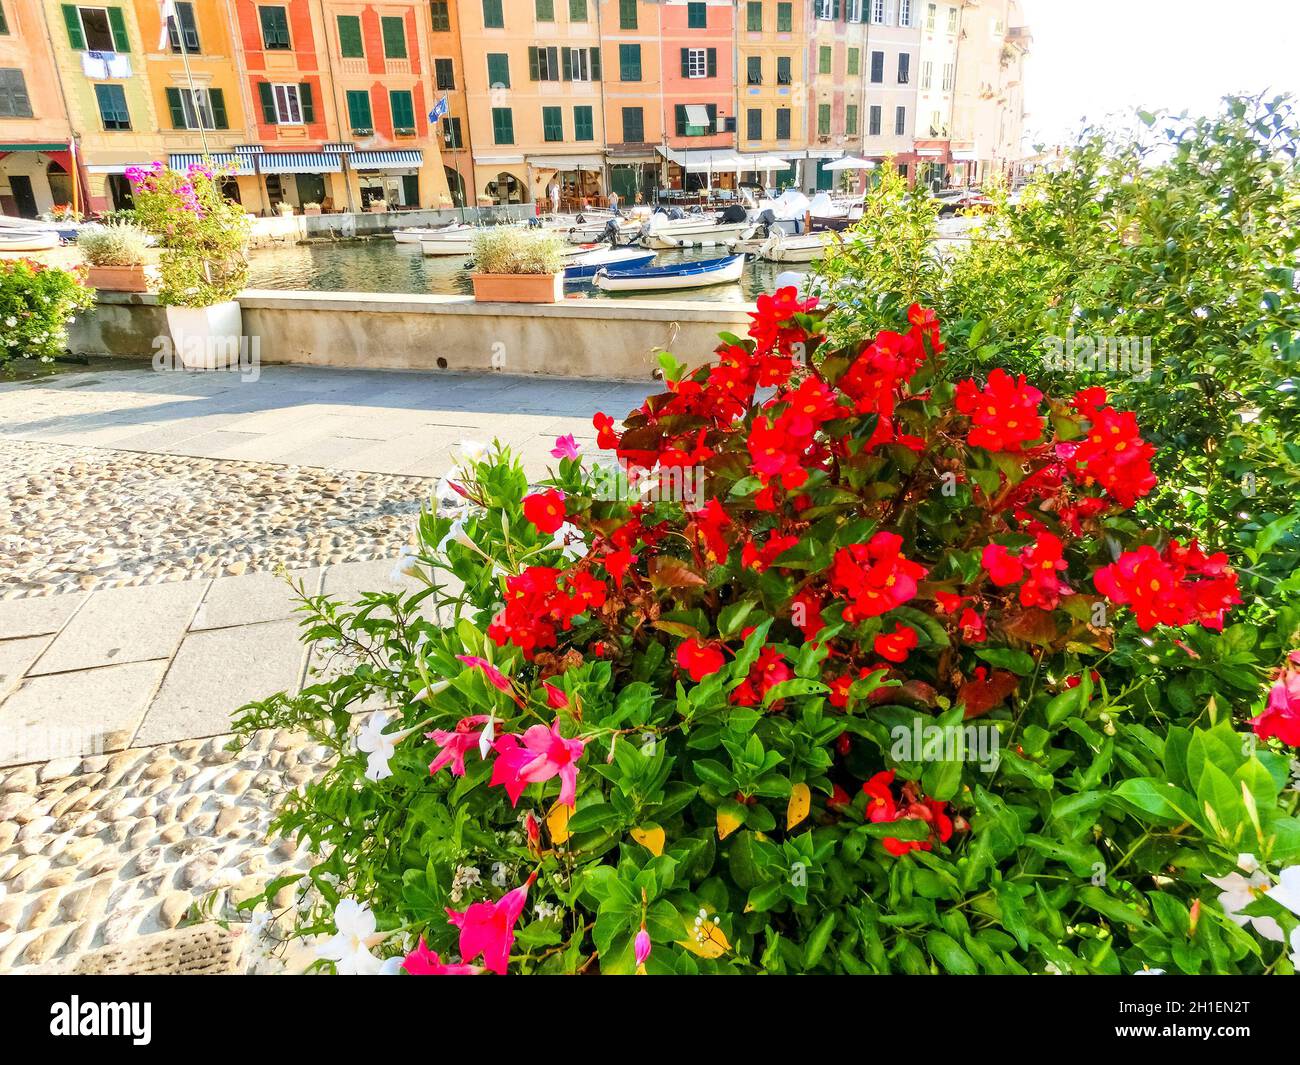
xmin=0 ymin=364 xmax=645 ymax=972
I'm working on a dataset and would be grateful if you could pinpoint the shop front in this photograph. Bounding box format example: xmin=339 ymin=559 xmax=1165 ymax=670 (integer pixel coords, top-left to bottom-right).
xmin=472 ymin=155 xmax=528 ymax=206
xmin=527 ymin=154 xmax=607 ymax=212
xmin=350 ymin=150 xmax=427 ymax=210
xmin=255 ymin=152 xmax=344 ymax=214
xmin=0 ymin=143 xmax=87 ymax=218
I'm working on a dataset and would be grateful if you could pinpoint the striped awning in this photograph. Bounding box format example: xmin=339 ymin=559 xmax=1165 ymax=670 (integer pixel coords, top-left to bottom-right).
xmin=323 ymin=142 xmax=356 ymax=154
xmin=257 ymin=152 xmax=342 ymax=174
xmin=351 ymin=149 xmax=423 ymax=170
xmin=232 ymin=144 xmax=263 ymax=155
xmin=169 ymin=152 xmax=256 ymax=176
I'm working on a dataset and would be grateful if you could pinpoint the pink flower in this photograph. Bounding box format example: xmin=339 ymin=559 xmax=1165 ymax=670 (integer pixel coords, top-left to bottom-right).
xmin=635 ymin=927 xmax=652 ymax=967
xmin=489 ymin=721 xmax=587 ymax=807
xmin=445 ymin=876 xmax=534 ymax=975
xmin=1252 ymin=653 xmax=1300 ymax=748
xmin=401 ymin=937 xmax=482 ymax=975
xmin=542 ymin=682 xmax=569 ymax=709
xmin=456 ymin=654 xmax=512 ymax=692
xmin=426 ymin=714 xmax=493 ymax=776
xmin=551 ymin=434 xmax=581 ymax=460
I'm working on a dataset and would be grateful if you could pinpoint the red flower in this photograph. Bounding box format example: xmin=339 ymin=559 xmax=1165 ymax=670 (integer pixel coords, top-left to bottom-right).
xmin=874 ymin=623 xmax=918 ymax=663
xmin=676 ymin=638 xmax=725 ymax=681
xmin=1060 ymin=396 xmax=1158 ymax=508
xmin=1017 ymin=531 xmax=1072 ymax=610
xmin=1094 ymin=539 xmax=1240 ymax=631
xmin=593 ymin=412 xmax=619 ymax=449
xmin=741 ymin=532 xmax=800 ymax=573
xmin=731 ymin=646 xmax=793 ymax=706
xmin=957 ymin=608 xmax=986 ymax=642
xmin=862 ymin=770 xmax=898 ymax=823
xmin=830 ymin=531 xmax=927 ymax=622
xmin=981 ymin=543 xmax=1024 ymax=586
xmin=690 ymin=498 xmax=732 ymax=565
xmin=954 ymin=368 xmax=1044 ymax=452
xmin=601 ymin=547 xmax=638 ymax=588
xmin=522 ymin=489 xmax=566 ymax=534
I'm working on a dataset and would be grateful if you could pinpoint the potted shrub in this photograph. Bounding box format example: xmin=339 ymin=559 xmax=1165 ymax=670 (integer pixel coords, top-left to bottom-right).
xmin=127 ymin=160 xmax=250 ymax=371
xmin=0 ymin=259 xmax=93 ymax=368
xmin=276 ymin=201 xmax=296 ymax=217
xmin=303 ymin=201 xmax=322 ymax=217
xmin=470 ymin=227 xmax=565 ymax=303
xmin=76 ymin=221 xmax=151 ymax=292
xmin=369 ymin=198 xmax=389 ymax=215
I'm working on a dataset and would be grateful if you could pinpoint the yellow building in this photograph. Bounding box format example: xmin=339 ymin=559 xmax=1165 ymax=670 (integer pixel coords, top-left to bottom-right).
xmin=427 ymin=0 xmax=475 ymax=206
xmin=736 ymin=0 xmax=805 ymax=186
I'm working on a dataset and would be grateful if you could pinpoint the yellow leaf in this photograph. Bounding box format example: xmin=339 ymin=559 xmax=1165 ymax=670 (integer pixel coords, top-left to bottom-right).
xmin=716 ymin=808 xmax=743 ymax=840
xmin=545 ymin=801 xmax=571 ymax=845
xmin=630 ymin=824 xmax=665 ymax=856
xmin=678 ymin=916 xmax=731 ymax=959
xmin=787 ymin=782 xmax=811 ymax=829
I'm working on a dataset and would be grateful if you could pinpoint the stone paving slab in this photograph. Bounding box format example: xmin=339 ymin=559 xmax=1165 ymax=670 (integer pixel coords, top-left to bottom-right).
xmin=29 ymin=581 xmax=209 ymax=676
xmin=0 ymin=593 xmax=87 ymax=639
xmin=0 ymin=637 xmax=50 ymax=703
xmin=191 ymin=568 xmax=323 ymax=631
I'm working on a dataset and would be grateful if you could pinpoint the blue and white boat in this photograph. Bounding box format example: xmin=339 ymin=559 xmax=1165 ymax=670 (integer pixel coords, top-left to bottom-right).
xmin=593 ymin=253 xmax=745 ymax=293
xmin=564 ymin=247 xmax=655 ymax=283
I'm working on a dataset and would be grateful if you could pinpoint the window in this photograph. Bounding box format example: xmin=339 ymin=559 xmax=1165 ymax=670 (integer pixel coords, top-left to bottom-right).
xmin=430 ymin=1 xmax=450 ymax=32
xmin=346 ymin=89 xmax=372 ymax=133
xmin=381 ymin=16 xmax=407 ymax=58
xmin=746 ymin=56 xmax=761 ymax=85
xmin=683 ymin=48 xmax=715 ymax=79
xmin=674 ymin=103 xmax=715 ymax=136
xmin=846 ymin=48 xmax=859 ymax=76
xmin=542 ymin=105 xmax=563 ymax=141
xmin=846 ymin=103 xmax=858 ymax=135
xmin=529 ymin=46 xmax=561 ymax=80
xmin=848 ymin=0 xmax=863 ymax=21
xmin=929 ymin=109 xmax=943 ymax=135
xmin=777 ymin=1 xmax=792 ymax=31
xmin=897 ymin=52 xmax=910 ymax=83
xmin=818 ymin=46 xmax=831 ymax=75
xmin=0 ymin=69 xmax=32 ymax=118
xmin=569 ymin=0 xmax=586 ymax=21
xmin=169 ymin=3 xmax=200 ymax=53
xmin=390 ymin=89 xmax=415 ymax=131
xmin=442 ymin=116 xmax=463 ymax=148
xmin=871 ymin=0 xmax=884 ymax=22
xmin=65 ymin=6 xmax=130 ymax=51
xmin=746 ymin=1 xmax=762 ymax=31
xmin=165 ymin=86 xmax=228 ymax=129
xmin=746 ymin=107 xmax=761 ymax=141
xmin=565 ymin=47 xmax=599 ymax=81
xmin=686 ymin=2 xmax=706 ymax=29
xmin=574 ymin=104 xmax=594 ymax=140
xmin=482 ymin=0 xmax=503 ymax=29
xmin=946 ymin=4 xmax=958 ymax=32
xmin=942 ymin=61 xmax=954 ymax=90
xmin=867 ymin=104 xmax=880 ymax=135
xmin=926 ymin=2 xmax=936 ymax=31
xmin=435 ymin=57 xmax=455 ymax=90
xmin=899 ymin=0 xmax=912 ymax=26
xmin=776 ymin=107 xmax=790 ymax=140
xmin=619 ymin=43 xmax=641 ymax=81
xmin=0 ymin=3 xmax=7 ymax=35
xmin=259 ymin=6 xmax=290 ymax=49
xmin=776 ymin=56 xmax=791 ymax=84
xmin=869 ymin=50 xmax=883 ymax=83
xmin=337 ymin=14 xmax=362 ymax=58
xmin=921 ymin=60 xmax=932 ymax=89
xmin=486 ymin=52 xmax=510 ymax=87
xmin=261 ymin=82 xmax=311 ymax=124
xmin=491 ymin=106 xmax=513 ymax=143
xmin=816 ymin=104 xmax=830 ymax=136
xmin=619 ymin=0 xmax=637 ymax=29
xmin=94 ymin=83 xmax=130 ymax=129
xmin=815 ymin=0 xmax=831 ymax=18
xmin=621 ymin=106 xmax=643 ymax=142
xmin=535 ymin=0 xmax=553 ymax=20
xmin=894 ymin=104 xmax=906 ymax=135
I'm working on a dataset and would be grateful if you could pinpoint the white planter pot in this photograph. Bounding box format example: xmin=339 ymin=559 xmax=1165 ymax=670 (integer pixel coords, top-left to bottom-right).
xmin=165 ymin=301 xmax=244 ymax=370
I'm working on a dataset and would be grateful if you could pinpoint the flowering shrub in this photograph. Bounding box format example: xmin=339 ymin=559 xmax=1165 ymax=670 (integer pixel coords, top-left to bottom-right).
xmin=127 ymin=161 xmax=249 ymax=307
xmin=235 ymin=293 xmax=1300 ymax=975
xmin=0 ymin=259 xmax=94 ymax=366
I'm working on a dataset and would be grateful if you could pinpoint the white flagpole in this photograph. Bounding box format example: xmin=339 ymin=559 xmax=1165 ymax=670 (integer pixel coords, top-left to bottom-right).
xmin=163 ymin=3 xmax=209 ymax=156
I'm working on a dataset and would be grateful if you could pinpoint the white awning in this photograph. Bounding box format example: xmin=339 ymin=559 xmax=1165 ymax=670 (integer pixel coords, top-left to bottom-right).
xmin=87 ymin=163 xmax=143 ymax=175
xmin=743 ymin=155 xmax=791 ymax=170
xmin=656 ymin=148 xmax=746 ymax=173
xmin=168 ymin=153 xmax=256 ymax=177
xmin=526 ymin=154 xmax=605 ymax=170
xmin=951 ymin=148 xmax=979 ymax=161
xmin=824 ymin=155 xmax=876 ymax=170
xmin=474 ymin=153 xmax=525 ymax=165
xmin=352 ymin=149 xmax=424 ymax=170
xmin=684 ymin=104 xmax=712 ymax=127
xmin=257 ymin=152 xmax=342 ymax=174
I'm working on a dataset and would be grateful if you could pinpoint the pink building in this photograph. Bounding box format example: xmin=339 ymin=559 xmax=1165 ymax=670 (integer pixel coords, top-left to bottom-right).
xmin=659 ymin=0 xmax=734 ymax=190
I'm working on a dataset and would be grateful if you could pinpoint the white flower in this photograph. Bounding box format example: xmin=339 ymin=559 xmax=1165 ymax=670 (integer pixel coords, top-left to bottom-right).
xmin=450 ymin=865 xmax=482 ymax=903
xmin=248 ymin=910 xmax=272 ymax=941
xmin=1206 ymin=867 xmax=1285 ymax=942
xmin=4 ymin=316 xmax=15 ymax=327
xmin=380 ymin=957 xmax=405 ymax=975
xmin=1134 ymin=967 xmax=1166 ymax=975
xmin=317 ymin=899 xmax=385 ymax=974
xmin=389 ymin=545 xmax=422 ymax=582
xmin=1290 ymin=927 xmax=1300 ymax=971
xmin=355 ymin=711 xmax=407 ymax=782
xmin=437 ymin=516 xmax=476 ymax=556
xmin=412 ymin=678 xmax=451 ymax=702
xmin=478 ymin=715 xmax=496 ymax=759
xmin=1266 ymin=865 xmax=1300 ymax=918
xmin=458 ymin=439 xmax=492 ymax=464
xmin=1237 ymin=853 xmax=1260 ymax=874
xmin=549 ymin=521 xmax=588 ymax=561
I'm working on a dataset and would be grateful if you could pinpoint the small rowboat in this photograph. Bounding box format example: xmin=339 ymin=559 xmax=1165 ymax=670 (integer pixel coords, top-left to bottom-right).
xmin=563 ymin=247 xmax=655 ymax=283
xmin=758 ymin=232 xmax=832 ymax=263
xmin=639 ymin=219 xmax=750 ymax=250
xmin=593 ymin=253 xmax=744 ymax=293
xmin=393 ymin=222 xmax=470 ymax=244
xmin=0 ymin=229 xmax=60 ymax=252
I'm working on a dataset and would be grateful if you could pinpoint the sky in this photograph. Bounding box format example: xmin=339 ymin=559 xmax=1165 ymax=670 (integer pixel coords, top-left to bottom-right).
xmin=1019 ymin=0 xmax=1300 ymax=147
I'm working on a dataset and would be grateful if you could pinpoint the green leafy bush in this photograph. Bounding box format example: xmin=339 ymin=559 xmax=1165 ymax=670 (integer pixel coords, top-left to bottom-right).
xmin=76 ymin=221 xmax=151 ymax=267
xmin=0 ymin=259 xmax=94 ymax=366
xmin=235 ymin=292 xmax=1300 ymax=976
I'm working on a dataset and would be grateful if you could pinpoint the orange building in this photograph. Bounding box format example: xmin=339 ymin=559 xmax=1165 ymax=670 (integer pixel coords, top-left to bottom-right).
xmin=658 ymin=0 xmax=735 ymax=190
xmin=426 ymin=0 xmax=474 ymax=206
xmin=600 ymin=0 xmax=663 ymax=205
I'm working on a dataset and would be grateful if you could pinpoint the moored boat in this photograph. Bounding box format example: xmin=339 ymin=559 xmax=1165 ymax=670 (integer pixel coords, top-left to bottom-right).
xmin=563 ymin=247 xmax=655 ymax=283
xmin=0 ymin=229 xmax=60 ymax=252
xmin=758 ymin=231 xmax=833 ymax=263
xmin=593 ymin=253 xmax=744 ymax=293
xmin=393 ymin=222 xmax=471 ymax=244
xmin=638 ymin=215 xmax=750 ymax=250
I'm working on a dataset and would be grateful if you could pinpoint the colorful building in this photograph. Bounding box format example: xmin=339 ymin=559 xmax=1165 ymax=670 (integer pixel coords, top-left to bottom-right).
xmin=736 ymin=0 xmax=804 ymax=188
xmin=601 ymin=0 xmax=664 ymax=205
xmin=913 ymin=0 xmax=962 ymax=187
xmin=805 ymin=0 xmax=868 ymax=192
xmin=862 ymin=0 xmax=921 ymax=179
xmin=426 ymin=0 xmax=474 ymax=206
xmin=949 ymin=0 xmax=1029 ymax=184
xmin=658 ymin=0 xmax=734 ymax=191
xmin=0 ymin=0 xmax=79 ymax=216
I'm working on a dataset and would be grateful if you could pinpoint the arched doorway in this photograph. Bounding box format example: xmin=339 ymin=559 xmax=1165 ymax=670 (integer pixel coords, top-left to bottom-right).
xmin=444 ymin=165 xmax=466 ymax=207
xmin=46 ymin=160 xmax=72 ymax=210
xmin=484 ymin=171 xmax=524 ymax=205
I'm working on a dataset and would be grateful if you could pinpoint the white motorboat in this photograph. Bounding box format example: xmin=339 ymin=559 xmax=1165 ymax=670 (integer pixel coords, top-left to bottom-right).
xmin=393 ymin=222 xmax=472 ymax=244
xmin=639 ymin=215 xmax=751 ymax=250
xmin=562 ymin=215 xmax=643 ymax=245
xmin=593 ymin=253 xmax=745 ymax=293
xmin=0 ymin=229 xmax=60 ymax=252
xmin=564 ymin=246 xmax=655 ymax=282
xmin=757 ymin=231 xmax=834 ymax=263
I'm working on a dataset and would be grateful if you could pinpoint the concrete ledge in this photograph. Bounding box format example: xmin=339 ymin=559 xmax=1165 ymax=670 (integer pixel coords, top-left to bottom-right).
xmin=68 ymin=290 xmax=756 ymax=380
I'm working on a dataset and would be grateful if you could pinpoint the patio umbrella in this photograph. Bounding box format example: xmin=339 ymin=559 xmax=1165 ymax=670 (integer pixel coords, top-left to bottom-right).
xmin=824 ymin=156 xmax=877 ymax=171
xmin=775 ymin=188 xmax=811 ymax=216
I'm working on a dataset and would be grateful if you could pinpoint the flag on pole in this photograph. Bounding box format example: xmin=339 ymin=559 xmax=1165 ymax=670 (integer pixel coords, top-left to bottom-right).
xmin=429 ymin=96 xmax=449 ymax=123
xmin=158 ymin=0 xmax=177 ymax=51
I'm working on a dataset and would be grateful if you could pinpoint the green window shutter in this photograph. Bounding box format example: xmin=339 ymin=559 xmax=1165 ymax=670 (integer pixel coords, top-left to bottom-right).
xmin=62 ymin=5 xmax=85 ymax=49
xmin=298 ymin=82 xmax=314 ymax=123
xmin=680 ymin=48 xmax=688 ymax=78
xmin=819 ymin=46 xmax=831 ymax=74
xmin=107 ymin=7 xmax=129 ymax=51
xmin=390 ymin=90 xmax=414 ymax=129
xmin=619 ymin=44 xmax=640 ymax=81
xmin=346 ymin=89 xmax=371 ymax=130
xmin=747 ymin=2 xmax=762 ymax=31
xmin=258 ymin=81 xmax=277 ymax=123
xmin=687 ymin=2 xmax=705 ymax=29
xmin=492 ymin=107 xmax=513 ymax=144
xmin=778 ymin=2 xmax=792 ymax=31
xmin=562 ymin=48 xmax=572 ymax=80
xmin=209 ymin=88 xmax=228 ymax=129
xmin=847 ymin=48 xmax=859 ymax=76
xmin=590 ymin=46 xmax=599 ymax=80
xmin=487 ymin=53 xmax=509 ymax=87
xmin=165 ymin=86 xmax=186 ymax=128
xmin=337 ymin=15 xmax=362 ymax=58
xmin=818 ymin=103 xmax=830 ymax=135
xmin=527 ymin=46 xmax=539 ymax=81
xmin=568 ymin=0 xmax=586 ymax=21
xmin=845 ymin=103 xmax=858 ymax=134
xmin=381 ymin=16 xmax=406 ymax=59
xmin=535 ymin=0 xmax=554 ymax=19
xmin=542 ymin=105 xmax=561 ymax=141
xmin=674 ymin=104 xmax=685 ymax=136
xmin=574 ymin=104 xmax=592 ymax=140
xmin=482 ymin=0 xmax=503 ymax=29
xmin=706 ymin=48 xmax=716 ymax=77
xmin=619 ymin=0 xmax=637 ymax=29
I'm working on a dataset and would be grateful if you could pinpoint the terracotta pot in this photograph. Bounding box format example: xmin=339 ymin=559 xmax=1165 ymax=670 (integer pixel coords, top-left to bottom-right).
xmin=370 ymin=204 xmax=388 ymax=214
xmin=304 ymin=206 xmax=321 ymax=216
xmin=86 ymin=263 xmax=148 ymax=292
xmin=471 ymin=272 xmax=563 ymax=304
